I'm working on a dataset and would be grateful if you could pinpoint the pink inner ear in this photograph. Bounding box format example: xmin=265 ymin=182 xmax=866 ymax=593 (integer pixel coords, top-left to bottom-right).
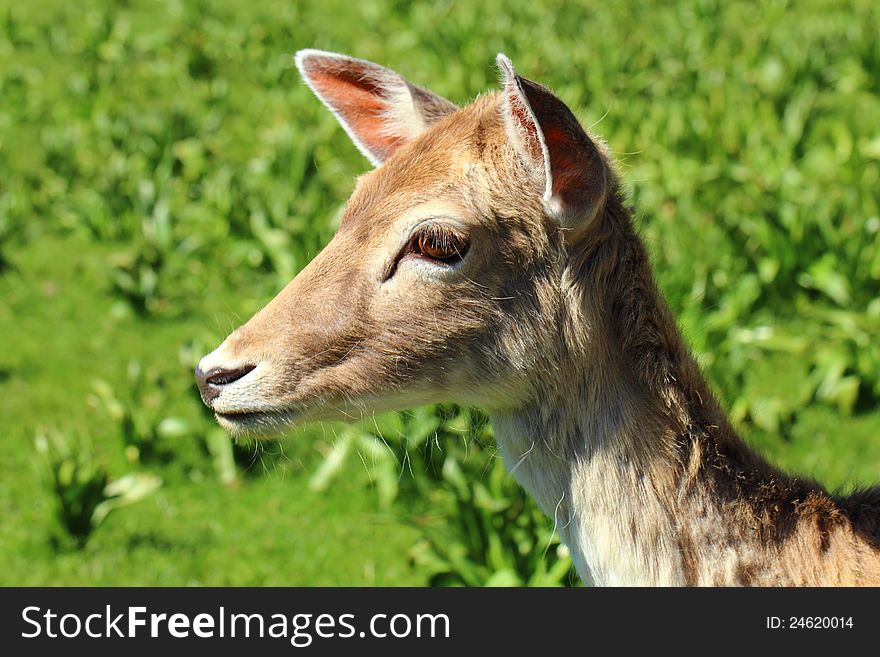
xmin=305 ymin=62 xmax=407 ymax=162
xmin=542 ymin=123 xmax=587 ymax=206
xmin=507 ymin=90 xmax=544 ymax=163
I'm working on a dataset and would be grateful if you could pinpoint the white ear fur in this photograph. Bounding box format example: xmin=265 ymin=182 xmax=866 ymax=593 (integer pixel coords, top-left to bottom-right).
xmin=295 ymin=49 xmax=457 ymax=166
xmin=497 ymin=54 xmax=555 ymax=211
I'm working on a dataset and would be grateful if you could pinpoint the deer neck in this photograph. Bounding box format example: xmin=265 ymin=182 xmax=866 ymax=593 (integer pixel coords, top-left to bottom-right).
xmin=491 ymin=372 xmax=706 ymax=585
xmin=491 ymin=199 xmax=768 ymax=586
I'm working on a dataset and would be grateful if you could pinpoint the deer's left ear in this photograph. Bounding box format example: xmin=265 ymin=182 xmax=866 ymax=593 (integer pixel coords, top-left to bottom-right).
xmin=497 ymin=54 xmax=608 ymax=229
xmin=296 ymin=49 xmax=458 ymax=167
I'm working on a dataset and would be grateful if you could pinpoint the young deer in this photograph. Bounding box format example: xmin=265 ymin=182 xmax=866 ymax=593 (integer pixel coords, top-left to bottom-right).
xmin=195 ymin=51 xmax=880 ymax=586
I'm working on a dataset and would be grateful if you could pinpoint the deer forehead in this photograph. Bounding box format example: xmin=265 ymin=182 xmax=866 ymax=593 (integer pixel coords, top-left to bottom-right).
xmin=337 ymin=93 xmax=542 ymax=238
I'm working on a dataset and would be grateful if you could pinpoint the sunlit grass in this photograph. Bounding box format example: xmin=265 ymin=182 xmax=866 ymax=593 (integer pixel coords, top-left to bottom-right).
xmin=1 ymin=0 xmax=878 ymax=584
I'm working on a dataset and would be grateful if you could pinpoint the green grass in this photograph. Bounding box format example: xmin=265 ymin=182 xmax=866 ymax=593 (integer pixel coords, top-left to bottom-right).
xmin=1 ymin=0 xmax=878 ymax=585
xmin=0 ymin=233 xmax=421 ymax=584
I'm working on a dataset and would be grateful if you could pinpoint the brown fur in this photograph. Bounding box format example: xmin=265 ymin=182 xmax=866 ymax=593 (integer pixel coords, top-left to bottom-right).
xmin=571 ymin=187 xmax=880 ymax=585
xmin=197 ymin=52 xmax=880 ymax=586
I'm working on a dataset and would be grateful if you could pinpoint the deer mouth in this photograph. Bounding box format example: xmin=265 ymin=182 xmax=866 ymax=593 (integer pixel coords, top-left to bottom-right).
xmin=214 ymin=408 xmax=299 ymax=437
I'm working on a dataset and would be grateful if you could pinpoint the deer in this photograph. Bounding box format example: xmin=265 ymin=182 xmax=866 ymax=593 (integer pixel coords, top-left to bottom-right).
xmin=194 ymin=50 xmax=880 ymax=586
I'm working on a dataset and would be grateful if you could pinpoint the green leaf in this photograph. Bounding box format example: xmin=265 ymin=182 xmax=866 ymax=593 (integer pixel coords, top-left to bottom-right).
xmin=93 ymin=472 xmax=162 ymax=525
xmin=308 ymin=431 xmax=354 ymax=492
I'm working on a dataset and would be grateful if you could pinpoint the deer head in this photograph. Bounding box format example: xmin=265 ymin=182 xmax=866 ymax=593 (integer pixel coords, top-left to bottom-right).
xmin=196 ymin=51 xmax=612 ymax=437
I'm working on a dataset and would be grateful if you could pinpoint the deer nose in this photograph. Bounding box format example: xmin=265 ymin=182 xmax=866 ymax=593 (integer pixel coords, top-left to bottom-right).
xmin=195 ymin=364 xmax=257 ymax=403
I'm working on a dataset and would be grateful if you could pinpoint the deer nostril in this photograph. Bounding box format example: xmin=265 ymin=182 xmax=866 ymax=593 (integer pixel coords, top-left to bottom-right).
xmin=203 ymin=364 xmax=257 ymax=387
xmin=194 ymin=362 xmax=257 ymax=405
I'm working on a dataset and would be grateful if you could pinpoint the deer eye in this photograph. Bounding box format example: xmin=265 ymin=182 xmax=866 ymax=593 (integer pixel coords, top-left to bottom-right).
xmin=410 ymin=226 xmax=469 ymax=264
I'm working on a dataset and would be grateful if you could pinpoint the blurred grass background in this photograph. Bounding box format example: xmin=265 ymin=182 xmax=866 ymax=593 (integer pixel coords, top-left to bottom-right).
xmin=1 ymin=0 xmax=878 ymax=585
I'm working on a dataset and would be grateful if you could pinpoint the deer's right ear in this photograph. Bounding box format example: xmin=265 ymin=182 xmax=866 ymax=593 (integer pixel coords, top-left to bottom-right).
xmin=295 ymin=49 xmax=458 ymax=167
xmin=497 ymin=54 xmax=608 ymax=230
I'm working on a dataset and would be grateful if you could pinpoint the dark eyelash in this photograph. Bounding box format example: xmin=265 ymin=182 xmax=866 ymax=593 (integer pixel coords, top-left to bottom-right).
xmin=382 ymin=225 xmax=470 ymax=282
xmin=411 ymin=225 xmax=469 ymax=262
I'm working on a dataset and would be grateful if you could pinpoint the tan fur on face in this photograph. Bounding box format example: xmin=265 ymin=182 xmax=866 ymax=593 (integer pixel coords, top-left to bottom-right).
xmin=207 ymin=96 xmax=566 ymax=423
xmin=200 ymin=54 xmax=880 ymax=586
